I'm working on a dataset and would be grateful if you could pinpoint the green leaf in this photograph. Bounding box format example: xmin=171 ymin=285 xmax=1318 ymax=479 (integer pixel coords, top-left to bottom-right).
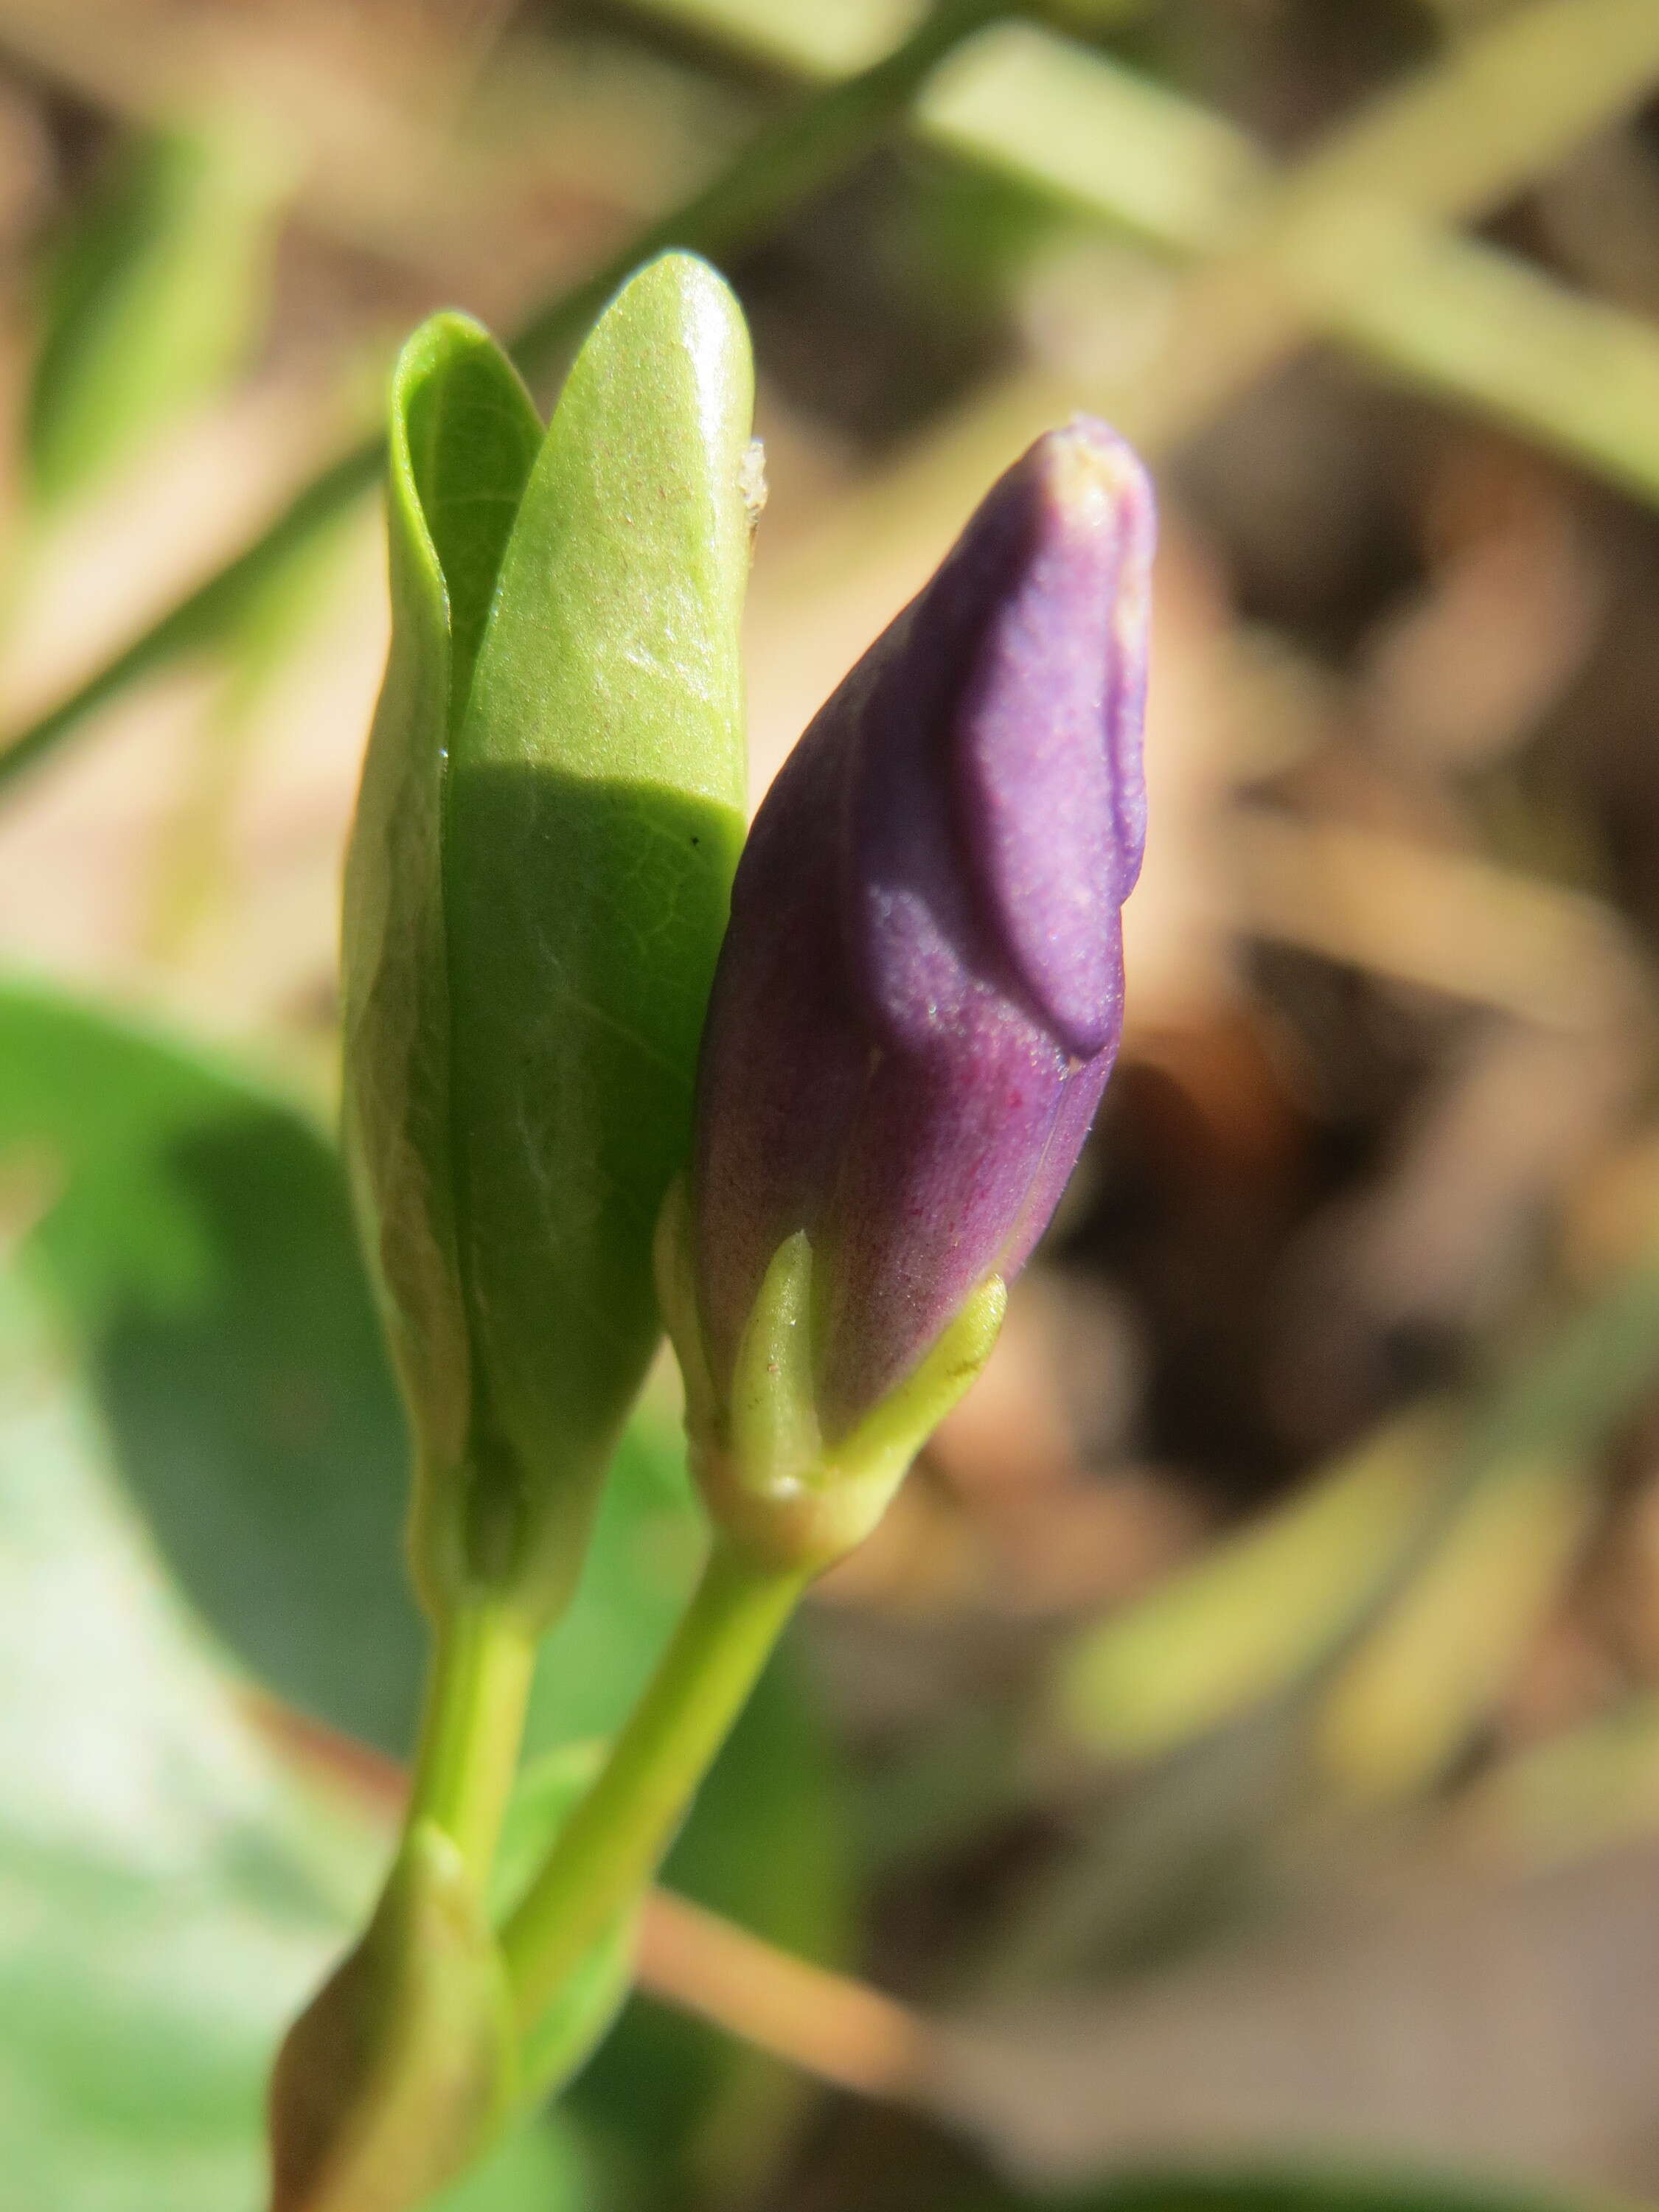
xmin=0 ymin=1259 xmax=585 ymax=2212
xmin=0 ymin=979 xmax=423 ymax=1756
xmin=345 ymin=255 xmax=755 ymax=1628
xmin=341 ymin=313 xmax=543 ymax=1584
xmin=442 ymin=249 xmax=754 ymax=1619
xmin=27 ymin=114 xmax=287 ymax=509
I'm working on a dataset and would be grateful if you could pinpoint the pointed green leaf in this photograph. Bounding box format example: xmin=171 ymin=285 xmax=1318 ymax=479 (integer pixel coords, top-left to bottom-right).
xmin=341 ymin=316 xmax=543 ymax=1601
xmin=441 ymin=251 xmax=754 ymax=1616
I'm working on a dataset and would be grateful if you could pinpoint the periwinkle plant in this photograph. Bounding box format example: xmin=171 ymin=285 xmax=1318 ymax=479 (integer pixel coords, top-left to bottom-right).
xmin=274 ymin=254 xmax=755 ymax=2212
xmin=267 ymin=253 xmax=1152 ymax=2212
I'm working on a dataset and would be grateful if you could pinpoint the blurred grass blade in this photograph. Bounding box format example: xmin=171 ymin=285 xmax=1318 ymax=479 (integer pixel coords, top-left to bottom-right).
xmin=27 ymin=114 xmax=288 ymax=512
xmin=1056 ymin=1409 xmax=1455 ymax=1763
xmin=145 ymin=488 xmax=360 ymax=961
xmin=920 ymin=16 xmax=1264 ymax=254
xmin=0 ymin=0 xmax=1011 ymax=797
xmin=1282 ymin=203 xmax=1659 ymax=511
xmin=646 ymin=0 xmax=1659 ymax=501
xmin=1315 ymin=1443 xmax=1596 ymax=1804
xmin=10 ymin=0 xmax=1659 ymax=797
xmin=1461 ymin=1690 xmax=1659 ymax=1870
xmin=1058 ymin=1241 xmax=1659 ymax=1769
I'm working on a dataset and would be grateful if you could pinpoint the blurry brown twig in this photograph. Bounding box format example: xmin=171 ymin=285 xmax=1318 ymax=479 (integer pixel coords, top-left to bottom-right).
xmin=636 ymin=1889 xmax=934 ymax=2104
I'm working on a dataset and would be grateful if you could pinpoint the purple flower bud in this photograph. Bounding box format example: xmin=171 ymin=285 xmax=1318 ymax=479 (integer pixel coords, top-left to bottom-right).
xmin=691 ymin=416 xmax=1152 ymax=1442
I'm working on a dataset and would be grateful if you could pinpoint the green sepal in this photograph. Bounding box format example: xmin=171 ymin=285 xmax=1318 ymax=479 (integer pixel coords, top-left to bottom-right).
xmin=266 ymin=1821 xmax=518 ymax=2212
xmin=659 ymin=1184 xmax=1007 ymax=1571
xmin=341 ymin=254 xmax=755 ymax=1625
xmin=341 ymin=311 xmax=543 ymax=1611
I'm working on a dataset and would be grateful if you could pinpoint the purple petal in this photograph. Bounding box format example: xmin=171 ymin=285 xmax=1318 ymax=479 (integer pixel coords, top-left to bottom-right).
xmin=954 ymin=418 xmax=1152 ymax=1060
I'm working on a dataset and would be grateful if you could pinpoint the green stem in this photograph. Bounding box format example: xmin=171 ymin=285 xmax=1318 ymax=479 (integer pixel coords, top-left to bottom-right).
xmin=405 ymin=1592 xmax=538 ymax=1882
xmin=0 ymin=0 xmax=1015 ymax=797
xmin=500 ymin=1540 xmax=809 ymax=2028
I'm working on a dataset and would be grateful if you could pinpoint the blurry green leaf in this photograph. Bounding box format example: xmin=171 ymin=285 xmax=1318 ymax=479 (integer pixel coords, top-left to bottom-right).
xmin=0 ymin=1259 xmax=583 ymax=2212
xmin=0 ymin=979 xmax=423 ymax=1756
xmin=1056 ymin=1409 xmax=1455 ymax=1763
xmin=0 ymin=981 xmax=761 ymax=1760
xmin=27 ymin=114 xmax=288 ymax=509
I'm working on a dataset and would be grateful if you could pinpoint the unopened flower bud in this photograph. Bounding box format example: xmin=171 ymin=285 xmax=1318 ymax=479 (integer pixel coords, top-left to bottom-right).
xmin=662 ymin=417 xmax=1152 ymax=1569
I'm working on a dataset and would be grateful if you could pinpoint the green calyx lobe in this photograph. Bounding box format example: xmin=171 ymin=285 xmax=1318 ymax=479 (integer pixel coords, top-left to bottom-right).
xmin=343 ymin=254 xmax=754 ymax=1629
xmin=266 ymin=1822 xmax=518 ymax=2212
xmin=655 ymin=1182 xmax=1008 ymax=1573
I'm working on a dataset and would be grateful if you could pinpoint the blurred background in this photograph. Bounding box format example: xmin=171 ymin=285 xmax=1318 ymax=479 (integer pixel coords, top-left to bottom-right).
xmin=7 ymin=2 xmax=1659 ymax=2209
